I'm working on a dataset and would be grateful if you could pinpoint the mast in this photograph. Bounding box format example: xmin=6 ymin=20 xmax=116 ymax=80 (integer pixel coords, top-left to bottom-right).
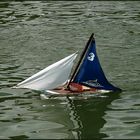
xmin=67 ymin=33 xmax=94 ymax=89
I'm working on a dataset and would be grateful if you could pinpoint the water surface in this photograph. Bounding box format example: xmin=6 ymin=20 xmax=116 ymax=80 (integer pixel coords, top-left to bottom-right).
xmin=0 ymin=1 xmax=140 ymax=139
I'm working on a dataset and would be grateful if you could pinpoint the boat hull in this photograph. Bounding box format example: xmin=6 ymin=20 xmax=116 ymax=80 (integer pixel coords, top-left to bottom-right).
xmin=46 ymin=88 xmax=110 ymax=95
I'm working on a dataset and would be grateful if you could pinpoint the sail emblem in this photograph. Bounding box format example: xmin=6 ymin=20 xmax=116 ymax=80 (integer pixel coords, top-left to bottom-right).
xmin=87 ymin=52 xmax=95 ymax=61
xmin=82 ymin=79 xmax=103 ymax=88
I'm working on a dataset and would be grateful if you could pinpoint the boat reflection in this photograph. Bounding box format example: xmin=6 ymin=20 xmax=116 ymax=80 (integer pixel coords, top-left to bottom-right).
xmin=66 ymin=93 xmax=120 ymax=139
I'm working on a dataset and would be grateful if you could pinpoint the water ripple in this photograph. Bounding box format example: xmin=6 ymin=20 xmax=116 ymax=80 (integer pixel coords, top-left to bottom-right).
xmin=0 ymin=1 xmax=140 ymax=139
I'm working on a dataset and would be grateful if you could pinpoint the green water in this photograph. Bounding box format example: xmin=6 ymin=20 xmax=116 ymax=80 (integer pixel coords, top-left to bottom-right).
xmin=0 ymin=1 xmax=140 ymax=139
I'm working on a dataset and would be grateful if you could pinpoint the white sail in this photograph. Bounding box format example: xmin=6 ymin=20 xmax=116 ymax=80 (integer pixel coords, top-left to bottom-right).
xmin=15 ymin=53 xmax=77 ymax=91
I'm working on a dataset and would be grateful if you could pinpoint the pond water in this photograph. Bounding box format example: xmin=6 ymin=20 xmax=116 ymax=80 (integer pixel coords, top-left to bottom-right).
xmin=0 ymin=1 xmax=140 ymax=139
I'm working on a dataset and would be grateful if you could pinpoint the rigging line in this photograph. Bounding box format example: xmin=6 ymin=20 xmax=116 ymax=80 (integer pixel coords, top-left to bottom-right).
xmin=85 ymin=1 xmax=95 ymax=27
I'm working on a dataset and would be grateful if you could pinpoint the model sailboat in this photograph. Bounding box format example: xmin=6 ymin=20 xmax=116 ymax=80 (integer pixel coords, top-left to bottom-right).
xmin=14 ymin=33 xmax=121 ymax=94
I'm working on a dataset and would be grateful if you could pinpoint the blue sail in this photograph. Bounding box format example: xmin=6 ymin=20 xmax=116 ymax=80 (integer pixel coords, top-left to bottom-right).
xmin=72 ymin=36 xmax=121 ymax=92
